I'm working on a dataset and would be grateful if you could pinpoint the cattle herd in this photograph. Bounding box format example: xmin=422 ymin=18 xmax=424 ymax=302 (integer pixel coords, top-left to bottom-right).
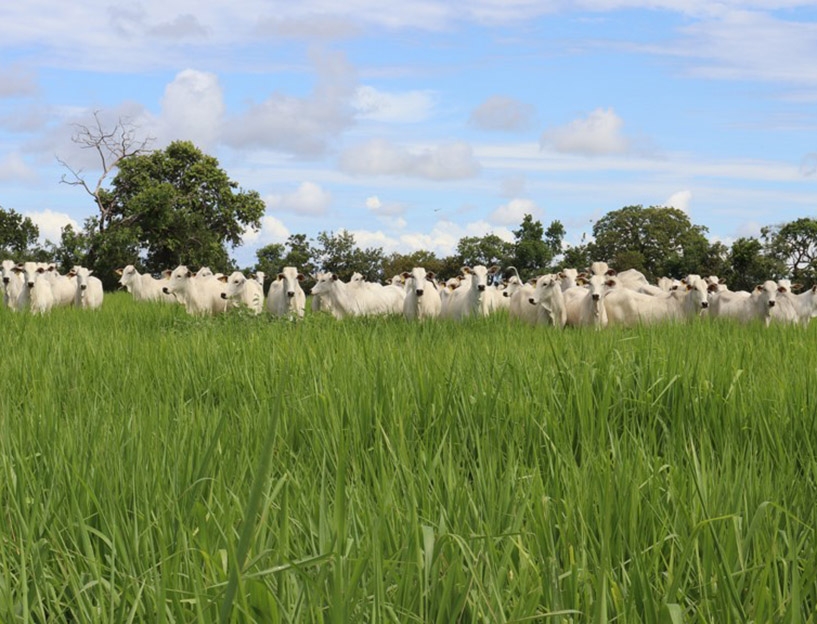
xmin=2 ymin=258 xmax=815 ymax=327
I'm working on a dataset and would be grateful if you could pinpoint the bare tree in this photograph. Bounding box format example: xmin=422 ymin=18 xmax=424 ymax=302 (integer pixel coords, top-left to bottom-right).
xmin=57 ymin=111 xmax=154 ymax=233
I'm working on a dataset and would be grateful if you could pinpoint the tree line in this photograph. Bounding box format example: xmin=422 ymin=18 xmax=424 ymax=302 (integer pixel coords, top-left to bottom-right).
xmin=2 ymin=128 xmax=815 ymax=293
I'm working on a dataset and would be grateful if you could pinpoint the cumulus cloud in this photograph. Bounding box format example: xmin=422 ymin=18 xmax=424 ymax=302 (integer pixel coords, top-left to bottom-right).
xmin=158 ymin=69 xmax=224 ymax=148
xmin=265 ymin=181 xmax=332 ymax=216
xmin=540 ymin=108 xmax=629 ymax=156
xmin=489 ymin=198 xmax=540 ymax=226
xmin=663 ymin=189 xmax=692 ymax=213
xmin=469 ymin=95 xmax=534 ymax=132
xmin=222 ymin=49 xmax=357 ymax=157
xmin=366 ymin=195 xmax=405 ymax=217
xmin=242 ymin=214 xmax=290 ymax=246
xmin=353 ymin=86 xmax=435 ymax=123
xmin=339 ymin=139 xmax=481 ymax=180
xmin=24 ymin=209 xmax=79 ymax=243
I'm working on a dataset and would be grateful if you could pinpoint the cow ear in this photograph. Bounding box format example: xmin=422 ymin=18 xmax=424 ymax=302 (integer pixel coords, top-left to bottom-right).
xmin=331 ymin=274 xmax=338 ymax=281
xmin=162 ymin=269 xmax=172 ymax=279
xmin=401 ymin=272 xmax=411 ymax=279
xmin=605 ymin=279 xmax=616 ymax=288
xmin=460 ymin=266 xmax=472 ymax=275
xmin=605 ymin=268 xmax=617 ymax=276
xmin=793 ymin=283 xmax=803 ymax=291
xmin=426 ymin=271 xmax=436 ymax=280
xmin=277 ymin=273 xmax=284 ymax=281
xmin=296 ymin=273 xmax=305 ymax=281
xmin=115 ymin=268 xmax=123 ymax=276
xmin=218 ymin=275 xmax=227 ymax=283
xmin=185 ymin=271 xmax=192 ymax=278
xmin=754 ymin=284 xmax=762 ymax=292
xmin=488 ymin=265 xmax=500 ymax=275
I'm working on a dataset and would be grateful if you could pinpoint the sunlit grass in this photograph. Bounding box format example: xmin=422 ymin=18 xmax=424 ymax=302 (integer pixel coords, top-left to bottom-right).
xmin=1 ymin=294 xmax=816 ymax=622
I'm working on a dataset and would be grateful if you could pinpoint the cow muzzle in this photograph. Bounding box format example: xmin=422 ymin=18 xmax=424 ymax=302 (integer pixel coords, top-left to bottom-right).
xmin=701 ymin=301 xmax=709 ymax=308
xmin=220 ymin=293 xmax=227 ymax=299
xmin=2 ymin=277 xmax=8 ymax=284
xmin=416 ymin=289 xmax=424 ymax=297
xmin=162 ymin=287 xmax=170 ymax=295
xmin=477 ymin=285 xmax=485 ymax=292
xmin=591 ymin=293 xmax=600 ymax=301
xmin=80 ymin=284 xmax=87 ymax=291
xmin=287 ymin=291 xmax=295 ymax=298
xmin=768 ymin=300 xmax=776 ymax=307
xmin=28 ymin=282 xmax=35 ymax=289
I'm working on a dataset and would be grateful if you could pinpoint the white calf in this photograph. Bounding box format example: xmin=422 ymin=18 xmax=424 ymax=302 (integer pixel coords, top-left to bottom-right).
xmin=440 ymin=265 xmax=500 ymax=321
xmin=402 ymin=267 xmax=442 ymax=321
xmin=529 ymin=274 xmax=566 ymax=328
xmin=220 ymin=271 xmax=264 ymax=314
xmin=71 ymin=267 xmax=104 ymax=310
xmin=563 ymin=273 xmax=614 ymax=329
xmin=1 ymin=259 xmax=23 ymax=310
xmin=267 ymin=267 xmax=306 ymax=319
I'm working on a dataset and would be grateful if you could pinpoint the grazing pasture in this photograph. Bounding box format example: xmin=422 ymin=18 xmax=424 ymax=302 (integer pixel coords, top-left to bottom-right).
xmin=1 ymin=293 xmax=816 ymax=622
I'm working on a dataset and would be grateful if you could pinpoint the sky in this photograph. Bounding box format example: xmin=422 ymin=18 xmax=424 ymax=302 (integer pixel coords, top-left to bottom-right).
xmin=1 ymin=1 xmax=817 ymax=269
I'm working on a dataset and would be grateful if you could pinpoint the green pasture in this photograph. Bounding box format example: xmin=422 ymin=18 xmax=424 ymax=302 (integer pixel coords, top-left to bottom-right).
xmin=1 ymin=294 xmax=815 ymax=622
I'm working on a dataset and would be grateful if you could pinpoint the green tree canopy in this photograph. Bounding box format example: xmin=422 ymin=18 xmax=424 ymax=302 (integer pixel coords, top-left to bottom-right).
xmin=103 ymin=140 xmax=265 ymax=277
xmin=590 ymin=205 xmax=711 ymax=282
xmin=762 ymin=217 xmax=817 ymax=287
xmin=0 ymin=206 xmax=40 ymax=258
xmin=456 ymin=234 xmax=514 ymax=270
xmin=382 ymin=250 xmax=444 ymax=280
xmin=314 ymin=230 xmax=385 ymax=282
xmin=723 ymin=237 xmax=784 ymax=292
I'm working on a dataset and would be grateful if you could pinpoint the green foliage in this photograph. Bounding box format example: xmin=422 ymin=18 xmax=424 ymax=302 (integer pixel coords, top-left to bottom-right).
xmin=104 ymin=140 xmax=265 ymax=275
xmin=724 ymin=237 xmax=784 ymax=291
xmin=590 ymin=205 xmax=711 ymax=281
xmin=0 ymin=206 xmax=40 ymax=258
xmin=456 ymin=233 xmax=513 ymax=269
xmin=382 ymin=250 xmax=445 ymax=279
xmin=762 ymin=217 xmax=817 ymax=287
xmin=314 ymin=230 xmax=385 ymax=282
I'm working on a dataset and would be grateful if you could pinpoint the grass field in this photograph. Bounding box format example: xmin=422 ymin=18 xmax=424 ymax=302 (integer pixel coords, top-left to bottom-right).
xmin=1 ymin=293 xmax=816 ymax=622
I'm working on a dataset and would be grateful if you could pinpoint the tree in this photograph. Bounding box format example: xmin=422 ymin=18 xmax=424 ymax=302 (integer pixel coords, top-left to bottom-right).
xmin=456 ymin=234 xmax=514 ymax=269
xmin=382 ymin=250 xmax=444 ymax=280
xmin=590 ymin=205 xmax=711 ymax=282
xmin=762 ymin=218 xmax=817 ymax=286
xmin=724 ymin=237 xmax=783 ymax=292
xmin=101 ymin=140 xmax=265 ymax=279
xmin=0 ymin=206 xmax=40 ymax=258
xmin=314 ymin=230 xmax=385 ymax=282
xmin=57 ymin=111 xmax=154 ymax=234
xmin=48 ymin=223 xmax=90 ymax=272
xmin=253 ymin=243 xmax=285 ymax=281
xmin=511 ymin=214 xmax=551 ymax=279
xmin=281 ymin=234 xmax=316 ymax=277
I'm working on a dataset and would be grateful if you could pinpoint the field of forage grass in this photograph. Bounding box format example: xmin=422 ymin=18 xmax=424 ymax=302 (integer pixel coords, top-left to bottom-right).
xmin=1 ymin=292 xmax=816 ymax=622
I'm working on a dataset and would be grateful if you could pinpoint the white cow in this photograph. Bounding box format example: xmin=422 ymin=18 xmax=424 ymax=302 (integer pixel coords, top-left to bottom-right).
xmin=267 ymin=267 xmax=307 ymax=319
xmin=558 ymin=268 xmax=580 ymax=292
xmin=1 ymin=259 xmax=23 ymax=310
xmin=219 ymin=271 xmax=264 ymax=314
xmin=771 ymin=283 xmax=817 ymax=326
xmin=13 ymin=262 xmax=55 ymax=314
xmin=440 ymin=265 xmax=500 ymax=321
xmin=401 ymin=267 xmax=442 ymax=321
xmin=252 ymin=271 xmax=266 ymax=288
xmin=71 ymin=267 xmax=104 ymax=310
xmin=162 ymin=265 xmax=228 ymax=316
xmin=310 ymin=271 xmax=335 ymax=315
xmin=310 ymin=273 xmax=403 ymax=318
xmin=42 ymin=264 xmax=77 ymax=308
xmin=116 ymin=265 xmax=175 ymax=302
xmin=503 ymin=271 xmax=537 ymax=326
xmin=709 ymin=280 xmax=779 ymax=326
xmin=563 ymin=273 xmax=615 ymax=329
xmin=529 ymin=273 xmax=567 ymax=328
xmin=604 ymin=279 xmax=709 ymax=326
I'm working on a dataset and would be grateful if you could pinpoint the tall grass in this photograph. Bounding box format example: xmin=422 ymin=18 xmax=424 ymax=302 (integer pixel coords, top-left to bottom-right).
xmin=1 ymin=294 xmax=815 ymax=622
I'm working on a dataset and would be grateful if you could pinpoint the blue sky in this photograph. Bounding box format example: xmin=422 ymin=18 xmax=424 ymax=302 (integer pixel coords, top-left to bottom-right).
xmin=1 ymin=1 xmax=816 ymax=268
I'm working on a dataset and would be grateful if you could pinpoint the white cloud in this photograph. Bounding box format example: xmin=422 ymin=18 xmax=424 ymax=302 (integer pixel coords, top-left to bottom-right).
xmin=0 ymin=65 xmax=37 ymax=98
xmin=222 ymin=49 xmax=357 ymax=157
xmin=489 ymin=197 xmax=540 ymax=226
xmin=540 ymin=108 xmax=630 ymax=156
xmin=265 ymin=181 xmax=332 ymax=216
xmin=0 ymin=152 xmax=37 ymax=182
xmin=24 ymin=209 xmax=78 ymax=243
xmin=663 ymin=189 xmax=692 ymax=213
xmin=469 ymin=95 xmax=534 ymax=132
xmin=353 ymin=86 xmax=435 ymax=123
xmin=339 ymin=139 xmax=481 ymax=180
xmin=158 ymin=69 xmax=224 ymax=148
xmin=366 ymin=195 xmax=405 ymax=217
xmin=242 ymin=214 xmax=290 ymax=246
xmin=735 ymin=220 xmax=762 ymax=238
